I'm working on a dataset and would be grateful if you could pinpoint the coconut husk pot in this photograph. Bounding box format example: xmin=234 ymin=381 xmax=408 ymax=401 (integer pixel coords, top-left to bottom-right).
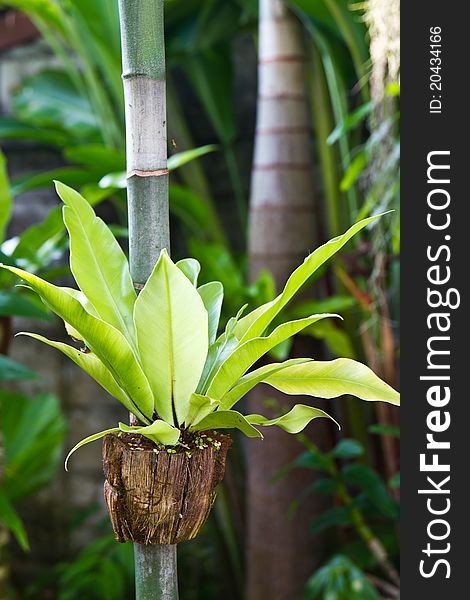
xmin=102 ymin=431 xmax=231 ymax=545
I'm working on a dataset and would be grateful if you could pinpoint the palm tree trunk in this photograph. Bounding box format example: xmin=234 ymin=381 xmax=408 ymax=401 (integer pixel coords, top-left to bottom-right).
xmin=246 ymin=1 xmax=326 ymax=597
xmin=250 ymin=0 xmax=317 ymax=285
xmin=117 ymin=1 xmax=177 ymax=598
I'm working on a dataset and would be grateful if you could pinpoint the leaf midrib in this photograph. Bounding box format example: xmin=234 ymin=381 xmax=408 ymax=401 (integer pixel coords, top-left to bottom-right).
xmin=268 ymin=374 xmax=395 ymax=396
xmin=163 ymin=260 xmax=177 ymax=426
xmin=69 ymin=210 xmax=136 ymax=352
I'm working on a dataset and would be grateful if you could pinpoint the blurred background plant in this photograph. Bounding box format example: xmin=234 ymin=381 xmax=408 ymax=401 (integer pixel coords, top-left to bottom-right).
xmin=291 ymin=432 xmax=400 ymax=598
xmin=0 ymin=0 xmax=399 ymax=597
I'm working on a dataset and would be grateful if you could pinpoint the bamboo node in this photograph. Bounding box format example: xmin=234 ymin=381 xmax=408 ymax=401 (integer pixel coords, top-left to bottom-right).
xmin=128 ymin=169 xmax=169 ymax=178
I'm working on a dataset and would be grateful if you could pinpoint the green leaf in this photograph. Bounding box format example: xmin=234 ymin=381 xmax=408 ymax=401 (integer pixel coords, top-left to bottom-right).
xmin=11 ymin=167 xmax=95 ymax=197
xmin=182 ymin=46 xmax=245 ymax=225
xmin=207 ymin=314 xmax=337 ymax=400
xmin=295 ymin=449 xmax=334 ymax=471
xmin=342 ymin=464 xmax=399 ymax=520
xmin=118 ymin=421 xmax=181 ymax=446
xmin=273 ymin=450 xmax=333 ymax=481
xmin=169 ymin=185 xmax=217 ymax=238
xmin=327 ymin=101 xmax=373 ymax=145
xmin=60 ymin=286 xmax=99 ymax=342
xmin=134 ymin=250 xmax=208 ymax=426
xmin=312 ymin=479 xmax=338 ymax=495
xmin=167 ymin=3 xmax=241 ymax=56
xmin=247 ymin=404 xmax=339 ymax=434
xmin=185 ymin=393 xmax=220 ymax=427
xmin=0 ymin=151 xmax=12 ymax=243
xmin=0 ymin=116 xmax=70 ymax=146
xmin=98 ymin=145 xmax=218 ymax=189
xmin=12 ymin=69 xmax=100 ymax=142
xmin=167 ymin=144 xmax=218 ymax=170
xmin=184 ymin=49 xmax=235 ymax=146
xmin=305 ymin=319 xmax=356 ymax=359
xmin=196 ymin=329 xmax=239 ymax=395
xmin=368 ymin=424 xmax=400 ymax=438
xmin=304 ymin=555 xmax=380 ymax=600
xmin=98 ymin=171 xmax=126 ymax=189
xmin=176 ymin=258 xmax=201 ymax=286
xmin=0 ymin=264 xmax=154 ymax=420
xmin=235 ymin=216 xmax=382 ymax=342
xmin=11 ymin=204 xmax=64 ymax=266
xmin=55 ymin=181 xmax=137 ymax=347
xmin=189 ymin=239 xmax=244 ymax=302
xmin=0 ymin=291 xmax=51 ymax=320
xmin=310 ymin=506 xmax=351 ymax=534
xmin=0 ymin=355 xmax=37 ymax=382
xmin=191 ymin=409 xmax=262 ymax=438
xmin=1 ymin=391 xmax=65 ymax=502
xmin=65 ymin=427 xmax=120 ymax=471
xmin=0 ymin=489 xmax=29 ymax=551
xmin=18 ymin=333 xmax=149 ymax=424
xmin=219 ymin=358 xmax=312 ymax=411
xmin=262 ymin=358 xmax=400 ymax=405
xmin=340 ymin=150 xmax=368 ymax=191
xmin=288 ymin=479 xmax=338 ymax=519
xmin=268 ymin=338 xmax=293 ymax=362
xmin=332 ymin=439 xmax=364 ymax=459
xmin=64 ymin=144 xmax=125 ymax=173
xmin=197 ymin=281 xmax=223 ymax=345
xmin=288 ymin=296 xmax=356 ymax=317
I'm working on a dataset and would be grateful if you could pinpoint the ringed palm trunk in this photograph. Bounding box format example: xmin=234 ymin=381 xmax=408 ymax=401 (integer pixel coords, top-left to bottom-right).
xmin=246 ymin=1 xmax=326 ymax=597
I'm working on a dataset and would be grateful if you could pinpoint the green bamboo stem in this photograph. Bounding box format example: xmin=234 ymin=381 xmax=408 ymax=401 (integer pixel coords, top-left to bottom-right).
xmin=135 ymin=544 xmax=178 ymax=600
xmin=117 ymin=1 xmax=178 ymax=598
xmin=118 ymin=0 xmax=170 ymax=282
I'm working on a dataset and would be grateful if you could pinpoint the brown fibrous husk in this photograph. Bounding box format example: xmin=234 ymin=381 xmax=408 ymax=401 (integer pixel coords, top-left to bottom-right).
xmin=102 ymin=431 xmax=231 ymax=545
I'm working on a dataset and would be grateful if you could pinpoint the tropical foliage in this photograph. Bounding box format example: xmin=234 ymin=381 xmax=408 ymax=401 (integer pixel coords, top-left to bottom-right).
xmin=0 ymin=390 xmax=65 ymax=550
xmin=1 ymin=183 xmax=398 ymax=468
xmin=0 ymin=0 xmax=400 ymax=595
xmin=1 ymin=151 xmax=66 ymax=553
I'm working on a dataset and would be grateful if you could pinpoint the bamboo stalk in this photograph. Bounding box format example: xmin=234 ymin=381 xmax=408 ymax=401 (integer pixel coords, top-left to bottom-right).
xmin=117 ymin=1 xmax=177 ymax=598
xmin=118 ymin=0 xmax=170 ymax=284
xmin=135 ymin=544 xmax=178 ymax=600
